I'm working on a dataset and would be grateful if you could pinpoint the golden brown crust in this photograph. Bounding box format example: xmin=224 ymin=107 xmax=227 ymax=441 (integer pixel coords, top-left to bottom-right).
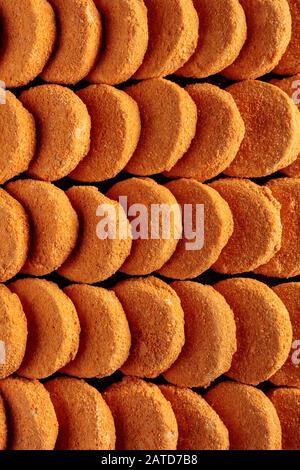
xmin=0 ymin=395 xmax=7 ymax=450
xmin=163 ymin=281 xmax=236 ymax=388
xmin=225 ymin=80 xmax=300 ymax=177
xmin=215 ymin=278 xmax=293 ymax=385
xmin=124 ymin=79 xmax=197 ymax=175
xmin=271 ymin=75 xmax=300 ymax=177
xmin=268 ymin=388 xmax=300 ymax=450
xmin=58 ymin=186 xmax=132 ymax=283
xmin=210 ymin=179 xmax=282 ymax=274
xmin=19 ymin=85 xmax=91 ymax=181
xmin=41 ymin=0 xmax=102 ymax=84
xmin=87 ymin=0 xmax=148 ymax=85
xmin=177 ymin=0 xmax=247 ymax=78
xmin=223 ymin=0 xmax=292 ymax=80
xmin=255 ymin=178 xmax=300 ymax=278
xmin=107 ymin=178 xmax=181 ymax=275
xmin=70 ymin=85 xmax=141 ymax=182
xmin=45 ymin=377 xmax=116 ymax=450
xmin=9 ymin=279 xmax=80 ymax=380
xmin=0 ymin=377 xmax=58 ymax=450
xmin=6 ymin=180 xmax=79 ymax=277
xmin=165 ymin=84 xmax=245 ymax=181
xmin=0 ymin=188 xmax=30 ymax=282
xmin=0 ymin=284 xmax=27 ymax=380
xmin=62 ymin=284 xmax=131 ymax=378
xmin=112 ymin=277 xmax=184 ymax=378
xmin=274 ymin=0 xmax=300 ymax=75
xmin=206 ymin=382 xmax=282 ymax=450
xmin=164 ymin=281 xmax=236 ymax=387
xmin=271 ymin=283 xmax=300 ymax=387
xmin=0 ymin=91 xmax=36 ymax=184
xmin=103 ymin=377 xmax=178 ymax=450
xmin=134 ymin=0 xmax=199 ymax=79
xmin=160 ymin=385 xmax=229 ymax=450
xmin=158 ymin=179 xmax=234 ymax=279
xmin=0 ymin=0 xmax=56 ymax=88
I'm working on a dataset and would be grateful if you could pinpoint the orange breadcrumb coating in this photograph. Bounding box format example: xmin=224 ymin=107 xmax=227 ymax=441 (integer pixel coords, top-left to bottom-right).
xmin=58 ymin=186 xmax=132 ymax=283
xmin=206 ymin=382 xmax=282 ymax=450
xmin=165 ymin=84 xmax=245 ymax=182
xmin=158 ymin=179 xmax=234 ymax=280
xmin=125 ymin=79 xmax=197 ymax=176
xmin=70 ymin=85 xmax=141 ymax=182
xmin=164 ymin=281 xmax=236 ymax=388
xmin=223 ymin=0 xmax=291 ymax=80
xmin=20 ymin=85 xmax=91 ymax=181
xmin=160 ymin=385 xmax=229 ymax=450
xmin=271 ymin=283 xmax=300 ymax=387
xmin=10 ymin=279 xmax=80 ymax=380
xmin=274 ymin=0 xmax=300 ymax=75
xmin=87 ymin=0 xmax=148 ymax=85
xmin=225 ymin=80 xmax=300 ymax=177
xmin=271 ymin=75 xmax=300 ymax=177
xmin=0 ymin=285 xmax=27 ymax=380
xmin=255 ymin=178 xmax=300 ymax=278
xmin=6 ymin=180 xmax=79 ymax=277
xmin=41 ymin=0 xmax=102 ymax=84
xmin=0 ymin=91 xmax=36 ymax=184
xmin=62 ymin=284 xmax=131 ymax=379
xmin=113 ymin=276 xmax=184 ymax=378
xmin=268 ymin=387 xmax=300 ymax=450
xmin=134 ymin=0 xmax=199 ymax=79
xmin=177 ymin=0 xmax=246 ymax=78
xmin=107 ymin=178 xmax=181 ymax=275
xmin=45 ymin=377 xmax=116 ymax=450
xmin=0 ymin=395 xmax=6 ymax=450
xmin=0 ymin=188 xmax=29 ymax=282
xmin=0 ymin=0 xmax=56 ymax=88
xmin=215 ymin=278 xmax=292 ymax=385
xmin=103 ymin=377 xmax=178 ymax=450
xmin=0 ymin=377 xmax=58 ymax=450
xmin=210 ymin=179 xmax=282 ymax=274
